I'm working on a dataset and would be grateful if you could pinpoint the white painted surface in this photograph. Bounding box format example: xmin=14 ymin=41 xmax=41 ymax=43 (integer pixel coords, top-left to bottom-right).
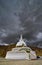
xmin=16 ymin=35 xmax=26 ymax=46
xmin=5 ymin=52 xmax=30 ymax=59
xmin=5 ymin=47 xmax=37 ymax=60
xmin=30 ymin=51 xmax=37 ymax=59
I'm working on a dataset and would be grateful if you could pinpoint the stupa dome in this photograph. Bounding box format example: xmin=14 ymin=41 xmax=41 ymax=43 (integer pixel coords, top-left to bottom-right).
xmin=16 ymin=35 xmax=26 ymax=47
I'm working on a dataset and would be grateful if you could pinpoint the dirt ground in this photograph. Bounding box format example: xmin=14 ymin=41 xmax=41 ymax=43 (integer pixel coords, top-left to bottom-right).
xmin=0 ymin=59 xmax=42 ymax=65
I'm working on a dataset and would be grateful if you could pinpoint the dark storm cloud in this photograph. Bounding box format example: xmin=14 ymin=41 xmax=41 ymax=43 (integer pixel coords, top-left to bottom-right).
xmin=0 ymin=0 xmax=42 ymax=46
xmin=0 ymin=0 xmax=25 ymax=37
xmin=19 ymin=0 xmax=42 ymax=33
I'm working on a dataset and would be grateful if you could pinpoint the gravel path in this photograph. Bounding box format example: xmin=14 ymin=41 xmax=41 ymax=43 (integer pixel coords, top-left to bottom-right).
xmin=0 ymin=58 xmax=42 ymax=65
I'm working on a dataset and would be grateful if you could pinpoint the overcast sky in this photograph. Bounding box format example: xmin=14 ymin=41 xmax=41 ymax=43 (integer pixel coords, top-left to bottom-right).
xmin=0 ymin=0 xmax=42 ymax=44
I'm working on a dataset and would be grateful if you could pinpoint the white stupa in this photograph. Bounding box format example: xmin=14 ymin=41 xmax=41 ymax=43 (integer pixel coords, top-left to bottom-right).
xmin=16 ymin=34 xmax=26 ymax=47
xmin=5 ymin=34 xmax=37 ymax=60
